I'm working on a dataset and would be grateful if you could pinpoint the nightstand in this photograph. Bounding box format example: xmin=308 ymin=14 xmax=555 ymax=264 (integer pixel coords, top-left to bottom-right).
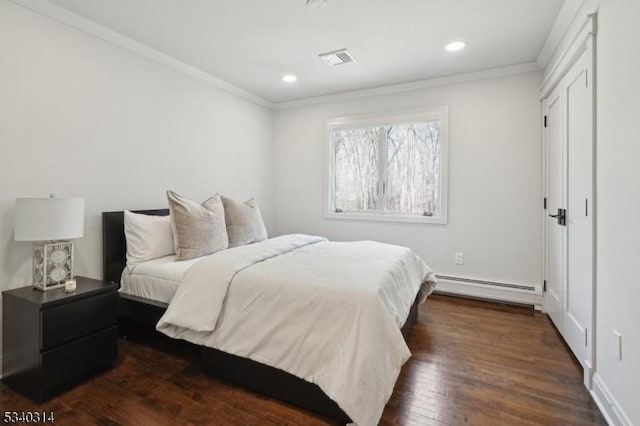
xmin=2 ymin=276 xmax=118 ymax=402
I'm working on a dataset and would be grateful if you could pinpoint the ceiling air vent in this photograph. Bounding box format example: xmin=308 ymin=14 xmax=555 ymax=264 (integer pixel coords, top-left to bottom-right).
xmin=319 ymin=48 xmax=356 ymax=66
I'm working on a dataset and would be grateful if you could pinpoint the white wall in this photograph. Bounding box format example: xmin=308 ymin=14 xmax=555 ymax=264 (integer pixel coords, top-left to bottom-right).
xmin=544 ymin=0 xmax=640 ymax=422
xmin=0 ymin=0 xmax=274 ymax=372
xmin=594 ymin=0 xmax=640 ymax=423
xmin=273 ymin=72 xmax=543 ymax=287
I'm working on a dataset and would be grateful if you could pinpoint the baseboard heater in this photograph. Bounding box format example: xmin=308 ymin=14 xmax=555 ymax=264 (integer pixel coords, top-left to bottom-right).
xmin=435 ymin=275 xmax=535 ymax=291
xmin=433 ymin=275 xmax=541 ymax=310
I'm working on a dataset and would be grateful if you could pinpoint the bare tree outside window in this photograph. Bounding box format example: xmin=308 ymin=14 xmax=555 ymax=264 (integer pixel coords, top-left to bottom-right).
xmin=330 ymin=110 xmax=446 ymax=222
xmin=386 ymin=122 xmax=441 ymax=216
xmin=334 ymin=128 xmax=379 ymax=212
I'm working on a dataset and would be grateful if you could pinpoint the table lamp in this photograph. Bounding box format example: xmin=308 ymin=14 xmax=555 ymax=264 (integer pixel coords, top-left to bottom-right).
xmin=14 ymin=194 xmax=85 ymax=291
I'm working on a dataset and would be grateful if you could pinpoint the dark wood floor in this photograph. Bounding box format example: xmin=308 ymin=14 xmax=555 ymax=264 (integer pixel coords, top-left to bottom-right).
xmin=1 ymin=294 xmax=606 ymax=425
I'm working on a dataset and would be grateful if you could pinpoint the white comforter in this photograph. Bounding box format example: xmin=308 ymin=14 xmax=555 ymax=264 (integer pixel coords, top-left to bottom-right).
xmin=156 ymin=234 xmax=436 ymax=426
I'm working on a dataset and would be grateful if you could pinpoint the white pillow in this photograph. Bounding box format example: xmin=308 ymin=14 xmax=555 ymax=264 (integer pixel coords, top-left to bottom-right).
xmin=124 ymin=210 xmax=175 ymax=266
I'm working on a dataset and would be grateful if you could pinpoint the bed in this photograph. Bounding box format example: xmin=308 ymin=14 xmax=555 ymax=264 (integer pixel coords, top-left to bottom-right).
xmin=103 ymin=209 xmax=435 ymax=425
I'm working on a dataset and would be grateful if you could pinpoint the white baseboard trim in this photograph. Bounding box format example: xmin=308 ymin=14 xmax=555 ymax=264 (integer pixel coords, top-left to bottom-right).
xmin=434 ymin=276 xmax=543 ymax=310
xmin=591 ymin=373 xmax=632 ymax=426
xmin=584 ymin=360 xmax=594 ymax=389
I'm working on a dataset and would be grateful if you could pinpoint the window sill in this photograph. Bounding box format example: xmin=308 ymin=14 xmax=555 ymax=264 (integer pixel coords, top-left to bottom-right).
xmin=324 ymin=212 xmax=447 ymax=225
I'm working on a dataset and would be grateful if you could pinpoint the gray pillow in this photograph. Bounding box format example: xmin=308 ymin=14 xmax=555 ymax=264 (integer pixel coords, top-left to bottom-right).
xmin=167 ymin=191 xmax=228 ymax=260
xmin=221 ymin=196 xmax=268 ymax=248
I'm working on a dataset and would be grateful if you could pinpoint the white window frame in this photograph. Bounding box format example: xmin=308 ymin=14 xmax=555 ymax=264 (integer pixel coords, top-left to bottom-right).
xmin=325 ymin=106 xmax=449 ymax=224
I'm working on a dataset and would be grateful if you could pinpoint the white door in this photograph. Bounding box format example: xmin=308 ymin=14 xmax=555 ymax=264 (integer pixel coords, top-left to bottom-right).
xmin=564 ymin=51 xmax=593 ymax=367
xmin=545 ymin=84 xmax=565 ymax=332
xmin=543 ymin=49 xmax=594 ymax=376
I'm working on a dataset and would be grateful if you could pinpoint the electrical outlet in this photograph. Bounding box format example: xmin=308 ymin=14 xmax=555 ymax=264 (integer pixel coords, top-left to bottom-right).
xmin=455 ymin=252 xmax=464 ymax=265
xmin=613 ymin=330 xmax=622 ymax=361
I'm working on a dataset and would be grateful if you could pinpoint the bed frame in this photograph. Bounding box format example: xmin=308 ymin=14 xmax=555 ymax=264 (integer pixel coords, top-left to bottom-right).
xmin=102 ymin=209 xmax=418 ymax=424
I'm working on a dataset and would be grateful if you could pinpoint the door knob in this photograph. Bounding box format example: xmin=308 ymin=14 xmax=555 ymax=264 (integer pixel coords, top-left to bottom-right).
xmin=549 ymin=208 xmax=566 ymax=226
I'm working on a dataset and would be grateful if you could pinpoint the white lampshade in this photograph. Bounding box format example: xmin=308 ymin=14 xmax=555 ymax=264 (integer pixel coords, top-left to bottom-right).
xmin=15 ymin=197 xmax=85 ymax=241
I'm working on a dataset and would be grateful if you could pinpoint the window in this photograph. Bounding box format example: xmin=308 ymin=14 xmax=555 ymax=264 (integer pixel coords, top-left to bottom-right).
xmin=326 ymin=107 xmax=448 ymax=224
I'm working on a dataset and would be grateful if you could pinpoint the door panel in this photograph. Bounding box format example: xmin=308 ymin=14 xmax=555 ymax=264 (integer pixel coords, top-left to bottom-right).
xmin=565 ymin=52 xmax=593 ymax=367
xmin=545 ymin=85 xmax=565 ymax=332
xmin=543 ymin=47 xmax=594 ymax=377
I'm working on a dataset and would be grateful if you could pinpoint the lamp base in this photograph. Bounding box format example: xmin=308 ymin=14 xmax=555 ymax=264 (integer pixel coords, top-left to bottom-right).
xmin=32 ymin=241 xmax=74 ymax=291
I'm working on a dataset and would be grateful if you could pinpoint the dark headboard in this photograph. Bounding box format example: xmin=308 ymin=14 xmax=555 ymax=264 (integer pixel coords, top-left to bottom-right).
xmin=102 ymin=209 xmax=169 ymax=284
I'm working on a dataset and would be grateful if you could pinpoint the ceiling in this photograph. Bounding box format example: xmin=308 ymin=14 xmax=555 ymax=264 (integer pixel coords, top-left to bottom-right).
xmin=46 ymin=0 xmax=565 ymax=103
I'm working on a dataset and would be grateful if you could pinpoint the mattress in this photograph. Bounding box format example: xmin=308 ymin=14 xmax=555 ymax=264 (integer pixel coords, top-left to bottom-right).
xmin=120 ymin=255 xmax=203 ymax=304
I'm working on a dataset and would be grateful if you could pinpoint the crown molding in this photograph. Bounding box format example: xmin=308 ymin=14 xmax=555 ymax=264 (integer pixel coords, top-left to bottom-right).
xmin=539 ymin=13 xmax=596 ymax=99
xmin=537 ymin=0 xmax=587 ymax=69
xmin=9 ymin=0 xmax=275 ymax=109
xmin=9 ymin=0 xmax=544 ymax=112
xmin=273 ymin=62 xmax=541 ymax=110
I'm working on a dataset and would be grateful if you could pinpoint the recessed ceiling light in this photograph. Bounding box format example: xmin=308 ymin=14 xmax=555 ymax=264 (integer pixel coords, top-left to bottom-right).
xmin=445 ymin=41 xmax=466 ymax=52
xmin=307 ymin=0 xmax=327 ymax=9
xmin=282 ymin=74 xmax=297 ymax=83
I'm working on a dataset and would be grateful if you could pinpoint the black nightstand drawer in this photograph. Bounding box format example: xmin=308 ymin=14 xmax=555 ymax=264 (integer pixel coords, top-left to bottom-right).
xmin=41 ymin=291 xmax=117 ymax=350
xmin=41 ymin=326 xmax=117 ymax=399
xmin=3 ymin=277 xmax=118 ymax=402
